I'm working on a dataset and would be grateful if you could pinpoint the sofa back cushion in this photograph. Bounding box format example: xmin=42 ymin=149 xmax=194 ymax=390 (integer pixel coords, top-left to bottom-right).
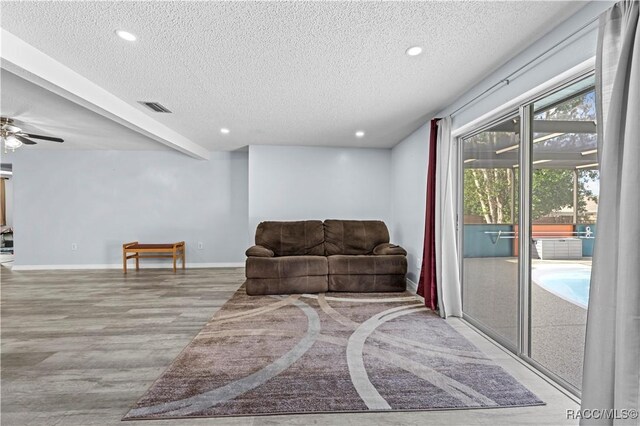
xmin=255 ymin=220 xmax=325 ymax=256
xmin=324 ymin=220 xmax=389 ymax=255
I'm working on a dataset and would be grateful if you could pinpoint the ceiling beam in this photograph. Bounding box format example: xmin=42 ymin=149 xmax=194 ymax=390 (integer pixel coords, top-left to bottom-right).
xmin=0 ymin=28 xmax=209 ymax=160
xmin=465 ymin=152 xmax=597 ymax=161
xmin=465 ymin=161 xmax=598 ymax=170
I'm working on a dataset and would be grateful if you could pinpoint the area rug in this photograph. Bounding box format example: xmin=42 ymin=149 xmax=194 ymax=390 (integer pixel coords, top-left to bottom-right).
xmin=124 ymin=285 xmax=543 ymax=420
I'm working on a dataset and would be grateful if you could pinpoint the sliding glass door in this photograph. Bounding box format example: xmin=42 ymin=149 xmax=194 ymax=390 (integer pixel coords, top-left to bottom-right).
xmin=462 ymin=114 xmax=520 ymax=349
xmin=460 ymin=74 xmax=598 ymax=394
xmin=528 ymin=77 xmax=598 ymax=391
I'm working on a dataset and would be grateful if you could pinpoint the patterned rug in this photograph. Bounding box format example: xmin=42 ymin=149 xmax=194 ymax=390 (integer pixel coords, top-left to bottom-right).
xmin=124 ymin=285 xmax=543 ymax=419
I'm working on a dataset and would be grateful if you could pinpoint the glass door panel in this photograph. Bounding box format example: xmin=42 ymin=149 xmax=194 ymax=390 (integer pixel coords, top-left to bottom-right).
xmin=529 ymin=76 xmax=597 ymax=390
xmin=462 ymin=115 xmax=520 ymax=348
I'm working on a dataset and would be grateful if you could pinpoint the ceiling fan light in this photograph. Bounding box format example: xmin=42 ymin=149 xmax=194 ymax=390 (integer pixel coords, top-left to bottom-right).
xmin=4 ymin=135 xmax=22 ymax=150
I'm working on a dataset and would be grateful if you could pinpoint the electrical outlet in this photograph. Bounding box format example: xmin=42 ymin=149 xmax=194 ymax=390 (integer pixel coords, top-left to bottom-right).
xmin=71 ymin=243 xmax=78 ymax=251
xmin=197 ymin=242 xmax=204 ymax=250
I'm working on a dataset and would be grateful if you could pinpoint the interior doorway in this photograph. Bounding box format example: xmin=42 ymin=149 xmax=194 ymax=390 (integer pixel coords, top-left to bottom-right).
xmin=1 ymin=163 xmax=14 ymax=266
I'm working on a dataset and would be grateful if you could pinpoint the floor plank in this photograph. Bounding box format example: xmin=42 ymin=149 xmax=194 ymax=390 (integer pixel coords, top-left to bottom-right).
xmin=1 ymin=266 xmax=579 ymax=425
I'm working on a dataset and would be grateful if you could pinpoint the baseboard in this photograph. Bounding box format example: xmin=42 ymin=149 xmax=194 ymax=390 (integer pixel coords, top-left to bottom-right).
xmin=11 ymin=268 xmax=423 ymax=290
xmin=11 ymin=262 xmax=245 ymax=271
xmin=406 ymin=277 xmax=418 ymax=293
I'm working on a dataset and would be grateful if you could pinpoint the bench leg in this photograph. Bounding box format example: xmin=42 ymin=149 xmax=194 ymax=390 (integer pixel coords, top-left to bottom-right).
xmin=123 ymin=250 xmax=127 ymax=274
xmin=135 ymin=255 xmax=139 ymax=271
xmin=173 ymin=250 xmax=177 ymax=273
xmin=182 ymin=251 xmax=186 ymax=270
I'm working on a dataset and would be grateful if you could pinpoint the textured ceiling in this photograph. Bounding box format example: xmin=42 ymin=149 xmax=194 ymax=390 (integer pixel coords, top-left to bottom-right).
xmin=0 ymin=1 xmax=588 ymax=151
xmin=0 ymin=69 xmax=171 ymax=151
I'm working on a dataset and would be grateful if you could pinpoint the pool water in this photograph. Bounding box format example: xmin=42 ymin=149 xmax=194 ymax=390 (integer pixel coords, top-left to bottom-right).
xmin=532 ymin=265 xmax=591 ymax=308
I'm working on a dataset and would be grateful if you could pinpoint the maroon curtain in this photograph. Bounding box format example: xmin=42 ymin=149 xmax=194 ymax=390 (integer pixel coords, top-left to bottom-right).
xmin=417 ymin=119 xmax=439 ymax=310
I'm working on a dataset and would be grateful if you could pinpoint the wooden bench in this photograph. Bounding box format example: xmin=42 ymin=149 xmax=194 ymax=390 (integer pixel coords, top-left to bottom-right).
xmin=122 ymin=241 xmax=185 ymax=273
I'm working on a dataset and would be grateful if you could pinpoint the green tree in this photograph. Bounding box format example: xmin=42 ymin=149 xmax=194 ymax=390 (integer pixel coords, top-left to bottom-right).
xmin=464 ymin=168 xmax=514 ymax=223
xmin=531 ymin=169 xmax=574 ymax=220
xmin=464 ymin=168 xmax=598 ymax=223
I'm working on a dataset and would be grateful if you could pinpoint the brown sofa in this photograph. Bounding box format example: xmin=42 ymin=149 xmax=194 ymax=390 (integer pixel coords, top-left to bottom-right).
xmin=245 ymin=220 xmax=407 ymax=295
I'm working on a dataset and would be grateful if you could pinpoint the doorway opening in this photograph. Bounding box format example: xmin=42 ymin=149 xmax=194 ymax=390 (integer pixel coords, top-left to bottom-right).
xmin=1 ymin=163 xmax=15 ymax=266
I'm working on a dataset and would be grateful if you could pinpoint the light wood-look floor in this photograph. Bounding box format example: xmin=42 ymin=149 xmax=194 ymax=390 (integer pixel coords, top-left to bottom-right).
xmin=1 ymin=266 xmax=579 ymax=425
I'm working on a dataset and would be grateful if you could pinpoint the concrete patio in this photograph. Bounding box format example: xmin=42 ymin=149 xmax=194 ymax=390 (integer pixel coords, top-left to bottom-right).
xmin=463 ymin=257 xmax=589 ymax=389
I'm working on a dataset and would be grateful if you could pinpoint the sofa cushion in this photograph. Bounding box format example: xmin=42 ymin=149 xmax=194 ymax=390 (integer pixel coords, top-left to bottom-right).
xmin=327 ymin=255 xmax=407 ymax=275
xmin=246 ymin=276 xmax=328 ymax=295
xmin=246 ymin=256 xmax=328 ymax=279
xmin=328 ymin=274 xmax=406 ymax=292
xmin=324 ymin=220 xmax=390 ymax=255
xmin=255 ymin=220 xmax=325 ymax=256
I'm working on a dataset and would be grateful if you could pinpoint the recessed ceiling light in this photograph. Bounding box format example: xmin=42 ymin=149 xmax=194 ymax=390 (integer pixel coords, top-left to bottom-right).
xmin=464 ymin=158 xmax=476 ymax=164
xmin=115 ymin=30 xmax=137 ymax=42
xmin=220 ymin=128 xmax=230 ymax=134
xmin=355 ymin=131 xmax=365 ymax=138
xmin=406 ymin=46 xmax=423 ymax=56
xmin=581 ymin=148 xmax=598 ymax=156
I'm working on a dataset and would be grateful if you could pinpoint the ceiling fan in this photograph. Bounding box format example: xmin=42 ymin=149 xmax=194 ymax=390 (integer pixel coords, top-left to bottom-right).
xmin=0 ymin=117 xmax=64 ymax=152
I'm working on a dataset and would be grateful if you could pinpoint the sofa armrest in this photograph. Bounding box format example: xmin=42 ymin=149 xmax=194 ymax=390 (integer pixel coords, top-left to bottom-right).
xmin=245 ymin=245 xmax=275 ymax=258
xmin=373 ymin=243 xmax=407 ymax=256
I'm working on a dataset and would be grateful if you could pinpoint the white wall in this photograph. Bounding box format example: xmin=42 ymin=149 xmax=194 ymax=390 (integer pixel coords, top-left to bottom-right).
xmin=389 ymin=1 xmax=613 ymax=286
xmin=12 ymin=144 xmax=394 ymax=267
xmin=11 ymin=149 xmax=248 ymax=267
xmin=390 ymin=123 xmax=429 ymax=284
xmin=248 ymin=145 xmax=392 ymax=241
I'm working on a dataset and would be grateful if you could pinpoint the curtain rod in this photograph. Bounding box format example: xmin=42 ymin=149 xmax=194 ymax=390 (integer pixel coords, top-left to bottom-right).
xmin=449 ymin=15 xmax=600 ymax=118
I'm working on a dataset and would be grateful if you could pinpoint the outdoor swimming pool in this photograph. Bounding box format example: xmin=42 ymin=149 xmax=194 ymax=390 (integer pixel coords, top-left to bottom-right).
xmin=532 ymin=264 xmax=591 ymax=308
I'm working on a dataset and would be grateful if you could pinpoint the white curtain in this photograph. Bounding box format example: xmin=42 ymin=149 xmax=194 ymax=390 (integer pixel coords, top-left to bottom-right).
xmin=434 ymin=116 xmax=463 ymax=318
xmin=581 ymin=1 xmax=639 ymax=424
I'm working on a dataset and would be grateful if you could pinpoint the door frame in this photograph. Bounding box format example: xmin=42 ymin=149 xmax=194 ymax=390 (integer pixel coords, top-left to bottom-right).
xmin=456 ymin=69 xmax=595 ymax=397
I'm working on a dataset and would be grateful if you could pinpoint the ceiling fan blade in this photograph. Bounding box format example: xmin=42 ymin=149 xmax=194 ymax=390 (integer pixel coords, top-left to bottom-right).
xmin=14 ymin=135 xmax=37 ymax=145
xmin=24 ymin=133 xmax=64 ymax=143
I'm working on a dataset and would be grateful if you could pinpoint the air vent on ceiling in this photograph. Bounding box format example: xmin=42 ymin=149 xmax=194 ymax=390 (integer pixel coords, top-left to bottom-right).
xmin=138 ymin=101 xmax=172 ymax=113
